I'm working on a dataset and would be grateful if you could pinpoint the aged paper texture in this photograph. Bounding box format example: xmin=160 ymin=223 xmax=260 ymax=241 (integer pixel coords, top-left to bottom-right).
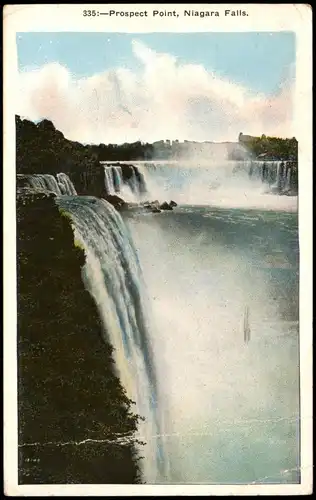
xmin=3 ymin=3 xmax=313 ymax=496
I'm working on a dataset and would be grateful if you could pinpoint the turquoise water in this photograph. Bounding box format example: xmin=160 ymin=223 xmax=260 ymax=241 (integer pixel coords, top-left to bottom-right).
xmin=125 ymin=206 xmax=300 ymax=484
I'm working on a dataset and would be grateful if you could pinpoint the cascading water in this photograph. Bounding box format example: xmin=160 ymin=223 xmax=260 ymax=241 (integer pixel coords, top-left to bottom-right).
xmin=41 ymin=174 xmax=62 ymax=194
xmin=101 ymin=160 xmax=297 ymax=208
xmin=129 ymin=160 xmax=297 ymax=210
xmin=112 ymin=166 xmax=123 ymax=193
xmin=56 ymin=196 xmax=168 ymax=483
xmin=128 ymin=166 xmax=139 ymax=195
xmin=104 ymin=167 xmax=116 ymax=196
xmin=124 ymin=202 xmax=299 ymax=484
xmin=285 ymin=167 xmax=292 ymax=192
xmin=272 ymin=161 xmax=283 ymax=191
xmin=17 ymin=173 xmax=76 ymax=196
xmin=18 ymin=174 xmax=47 ymax=191
xmin=57 ymin=172 xmax=77 ymax=195
xmin=103 ymin=165 xmax=148 ymax=203
xmin=108 ymin=158 xmax=298 ymax=484
xmin=17 ymin=157 xmax=299 ymax=485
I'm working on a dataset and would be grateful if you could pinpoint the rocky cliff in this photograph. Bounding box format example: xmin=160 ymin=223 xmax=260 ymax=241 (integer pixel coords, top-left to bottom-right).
xmin=17 ymin=191 xmax=143 ymax=484
xmin=16 ymin=115 xmax=146 ymax=199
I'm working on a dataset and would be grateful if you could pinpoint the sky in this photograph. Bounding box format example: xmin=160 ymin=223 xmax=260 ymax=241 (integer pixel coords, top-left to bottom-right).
xmin=16 ymin=32 xmax=296 ymax=144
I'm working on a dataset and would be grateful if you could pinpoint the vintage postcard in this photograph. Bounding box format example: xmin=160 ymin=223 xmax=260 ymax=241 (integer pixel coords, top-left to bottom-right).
xmin=3 ymin=4 xmax=313 ymax=496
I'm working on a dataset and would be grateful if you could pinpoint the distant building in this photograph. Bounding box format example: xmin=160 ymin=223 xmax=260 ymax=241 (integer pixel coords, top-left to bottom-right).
xmin=239 ymin=132 xmax=257 ymax=143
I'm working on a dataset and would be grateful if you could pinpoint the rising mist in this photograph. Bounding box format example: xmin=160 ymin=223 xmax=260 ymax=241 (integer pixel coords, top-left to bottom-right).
xmin=16 ymin=40 xmax=294 ymax=145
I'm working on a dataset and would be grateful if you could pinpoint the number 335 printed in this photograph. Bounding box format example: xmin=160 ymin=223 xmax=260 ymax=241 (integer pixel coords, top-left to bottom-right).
xmin=83 ymin=10 xmax=98 ymax=16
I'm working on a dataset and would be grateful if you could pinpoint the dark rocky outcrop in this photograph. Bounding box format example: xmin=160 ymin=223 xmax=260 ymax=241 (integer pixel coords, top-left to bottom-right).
xmin=16 ymin=116 xmax=148 ymax=199
xmin=140 ymin=199 xmax=178 ymax=213
xmin=17 ymin=192 xmax=143 ymax=484
xmin=17 ymin=187 xmax=57 ymax=203
xmin=151 ymin=206 xmax=162 ymax=213
xmin=103 ymin=194 xmax=128 ymax=211
xmin=16 ymin=116 xmax=97 ymax=177
xmin=160 ymin=202 xmax=173 ymax=211
xmin=142 ymin=200 xmax=161 ymax=213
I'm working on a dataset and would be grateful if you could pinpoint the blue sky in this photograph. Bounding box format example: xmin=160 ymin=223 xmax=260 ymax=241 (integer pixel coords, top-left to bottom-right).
xmin=16 ymin=32 xmax=296 ymax=143
xmin=17 ymin=32 xmax=295 ymax=95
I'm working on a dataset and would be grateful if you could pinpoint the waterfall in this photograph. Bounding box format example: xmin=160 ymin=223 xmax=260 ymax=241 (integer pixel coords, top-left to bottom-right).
xmin=57 ymin=172 xmax=77 ymax=195
xmin=56 ymin=195 xmax=167 ymax=483
xmin=102 ymin=165 xmax=148 ymax=203
xmin=136 ymin=168 xmax=148 ymax=196
xmin=276 ymin=161 xmax=282 ymax=190
xmin=41 ymin=174 xmax=62 ymax=195
xmin=18 ymin=174 xmax=47 ymax=191
xmin=126 ymin=160 xmax=297 ymax=206
xmin=17 ymin=173 xmax=76 ymax=196
xmin=285 ymin=165 xmax=291 ymax=192
xmin=112 ymin=166 xmax=123 ymax=193
xmin=17 ymin=162 xmax=299 ymax=484
xmin=127 ymin=166 xmax=140 ymax=195
xmin=126 ymin=203 xmax=299 ymax=483
xmin=104 ymin=167 xmax=116 ymax=195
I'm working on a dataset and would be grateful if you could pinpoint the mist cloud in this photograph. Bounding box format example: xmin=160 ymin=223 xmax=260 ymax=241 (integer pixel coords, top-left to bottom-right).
xmin=16 ymin=39 xmax=295 ymax=144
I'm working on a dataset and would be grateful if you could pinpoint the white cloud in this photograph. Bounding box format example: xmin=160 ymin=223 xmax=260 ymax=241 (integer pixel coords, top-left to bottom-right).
xmin=16 ymin=40 xmax=295 ymax=144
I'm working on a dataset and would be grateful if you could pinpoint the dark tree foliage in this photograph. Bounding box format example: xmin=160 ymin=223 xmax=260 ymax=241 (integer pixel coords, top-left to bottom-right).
xmin=16 ymin=116 xmax=146 ymax=199
xmin=16 ymin=116 xmax=298 ymax=170
xmin=16 ymin=115 xmax=100 ymax=175
xmin=239 ymin=133 xmax=298 ymax=160
xmin=17 ymin=191 xmax=144 ymax=484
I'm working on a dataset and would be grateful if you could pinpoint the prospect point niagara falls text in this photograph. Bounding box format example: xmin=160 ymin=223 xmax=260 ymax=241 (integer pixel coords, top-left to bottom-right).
xmin=83 ymin=9 xmax=249 ymax=18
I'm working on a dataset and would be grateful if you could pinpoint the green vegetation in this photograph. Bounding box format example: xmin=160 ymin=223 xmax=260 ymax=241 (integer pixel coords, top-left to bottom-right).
xmin=239 ymin=133 xmax=298 ymax=160
xmin=74 ymin=237 xmax=85 ymax=251
xmin=58 ymin=207 xmax=72 ymax=220
xmin=17 ymin=194 xmax=144 ymax=484
xmin=16 ymin=116 xmax=298 ymax=172
xmin=58 ymin=208 xmax=85 ymax=250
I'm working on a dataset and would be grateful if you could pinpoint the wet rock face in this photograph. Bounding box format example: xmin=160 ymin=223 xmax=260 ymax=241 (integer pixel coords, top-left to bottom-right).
xmin=16 ymin=116 xmax=148 ymax=199
xmin=141 ymin=200 xmax=178 ymax=213
xmin=17 ymin=187 xmax=57 ymax=205
xmin=160 ymin=202 xmax=173 ymax=211
xmin=17 ymin=194 xmax=142 ymax=484
xmin=103 ymin=194 xmax=128 ymax=211
xmin=151 ymin=206 xmax=162 ymax=213
xmin=16 ymin=115 xmax=98 ymax=177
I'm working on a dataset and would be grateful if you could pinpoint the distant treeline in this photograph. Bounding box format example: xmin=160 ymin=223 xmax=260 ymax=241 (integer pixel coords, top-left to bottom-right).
xmin=238 ymin=133 xmax=298 ymax=161
xmin=16 ymin=115 xmax=155 ymax=171
xmin=16 ymin=116 xmax=100 ymax=175
xmin=16 ymin=116 xmax=298 ymax=174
